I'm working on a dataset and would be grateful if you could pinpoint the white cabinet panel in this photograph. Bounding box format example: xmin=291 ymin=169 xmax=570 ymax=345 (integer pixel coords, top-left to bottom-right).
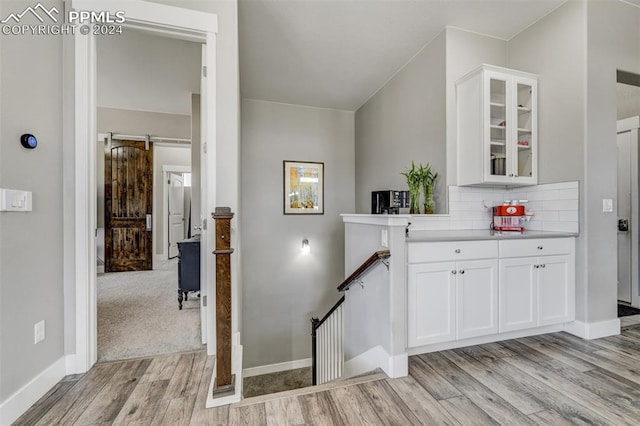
xmin=457 ymin=64 xmax=538 ymax=186
xmin=538 ymin=255 xmax=574 ymax=326
xmin=500 ymin=238 xmax=572 ymax=258
xmin=499 ymin=258 xmax=537 ymax=332
xmin=406 ymin=238 xmax=575 ymax=350
xmin=408 ymin=262 xmax=456 ymax=347
xmin=408 ymin=240 xmax=498 ymax=263
xmin=456 ymin=260 xmax=498 ymax=339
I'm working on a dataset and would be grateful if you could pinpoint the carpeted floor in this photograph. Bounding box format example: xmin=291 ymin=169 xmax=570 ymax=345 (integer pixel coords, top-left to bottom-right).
xmin=97 ymin=259 xmax=203 ymax=362
xmin=618 ymin=303 xmax=640 ymax=317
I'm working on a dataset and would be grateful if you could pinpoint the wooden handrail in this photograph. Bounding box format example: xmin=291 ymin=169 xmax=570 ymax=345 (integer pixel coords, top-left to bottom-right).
xmin=337 ymin=250 xmax=391 ymax=292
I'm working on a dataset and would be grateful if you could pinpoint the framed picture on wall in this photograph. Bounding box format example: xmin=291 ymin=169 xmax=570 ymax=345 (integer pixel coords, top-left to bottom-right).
xmin=283 ymin=160 xmax=324 ymax=215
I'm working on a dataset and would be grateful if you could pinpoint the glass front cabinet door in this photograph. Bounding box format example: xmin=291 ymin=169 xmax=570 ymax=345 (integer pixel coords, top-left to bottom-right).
xmin=457 ymin=64 xmax=538 ymax=186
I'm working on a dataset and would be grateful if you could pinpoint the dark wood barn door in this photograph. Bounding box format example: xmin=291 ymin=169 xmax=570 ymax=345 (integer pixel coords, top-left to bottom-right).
xmin=105 ymin=140 xmax=153 ymax=272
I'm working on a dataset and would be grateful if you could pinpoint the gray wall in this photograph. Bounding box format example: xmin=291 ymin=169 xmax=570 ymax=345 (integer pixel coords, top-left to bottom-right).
xmin=241 ymin=99 xmax=354 ymax=368
xmin=506 ymin=1 xmax=589 ymax=320
xmin=617 ymin=83 xmax=640 ymax=120
xmin=0 ymin=0 xmax=65 ymax=402
xmin=584 ymin=0 xmax=640 ymax=322
xmin=97 ymin=107 xmax=191 ymax=139
xmin=445 ymin=27 xmax=507 ymax=188
xmin=97 ymin=29 xmax=200 ymax=115
xmin=355 ymin=31 xmax=446 ymax=214
xmin=0 ymin=0 xmax=239 ymax=413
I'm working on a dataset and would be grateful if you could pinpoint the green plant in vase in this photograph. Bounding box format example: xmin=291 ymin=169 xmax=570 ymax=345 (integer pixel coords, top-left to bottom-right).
xmin=420 ymin=163 xmax=438 ymax=214
xmin=401 ymin=161 xmax=422 ymax=214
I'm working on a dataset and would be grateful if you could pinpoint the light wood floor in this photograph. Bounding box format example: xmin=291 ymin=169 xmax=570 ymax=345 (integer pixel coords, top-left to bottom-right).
xmin=15 ymin=326 xmax=640 ymax=425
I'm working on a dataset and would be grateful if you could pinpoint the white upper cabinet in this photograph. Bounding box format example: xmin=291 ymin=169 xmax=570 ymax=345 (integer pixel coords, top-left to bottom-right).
xmin=457 ymin=64 xmax=538 ymax=186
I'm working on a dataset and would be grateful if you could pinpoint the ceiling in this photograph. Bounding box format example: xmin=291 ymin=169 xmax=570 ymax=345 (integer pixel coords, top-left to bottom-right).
xmin=239 ymin=0 xmax=568 ymax=111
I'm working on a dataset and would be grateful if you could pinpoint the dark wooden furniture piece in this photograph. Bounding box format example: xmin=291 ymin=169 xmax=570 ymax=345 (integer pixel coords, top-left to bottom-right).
xmin=105 ymin=138 xmax=153 ymax=272
xmin=177 ymin=235 xmax=200 ymax=310
xmin=212 ymin=207 xmax=235 ymax=395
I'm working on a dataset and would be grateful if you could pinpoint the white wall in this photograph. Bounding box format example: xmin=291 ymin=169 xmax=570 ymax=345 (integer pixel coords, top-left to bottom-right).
xmin=97 ymin=29 xmax=201 ymax=115
xmin=0 ymin=0 xmax=65 ymax=405
xmin=241 ymin=99 xmax=355 ymax=368
xmin=355 ymin=31 xmax=446 ymax=214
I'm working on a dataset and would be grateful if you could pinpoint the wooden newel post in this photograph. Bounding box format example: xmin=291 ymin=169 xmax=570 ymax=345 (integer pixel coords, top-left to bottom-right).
xmin=212 ymin=207 xmax=234 ymax=394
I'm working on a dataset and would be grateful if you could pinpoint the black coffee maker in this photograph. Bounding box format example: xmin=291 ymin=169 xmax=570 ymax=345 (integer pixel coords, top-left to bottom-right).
xmin=371 ymin=190 xmax=409 ymax=214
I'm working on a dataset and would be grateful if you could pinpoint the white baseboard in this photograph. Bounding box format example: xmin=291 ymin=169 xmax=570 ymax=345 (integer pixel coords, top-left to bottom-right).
xmin=206 ymin=340 xmax=243 ymax=407
xmin=564 ymin=319 xmax=620 ymax=340
xmin=387 ymin=353 xmax=408 ymax=378
xmin=0 ymin=356 xmax=67 ymax=425
xmin=407 ymin=324 xmax=565 ymax=356
xmin=242 ymin=358 xmax=312 ymax=378
xmin=343 ymin=345 xmax=407 ymax=379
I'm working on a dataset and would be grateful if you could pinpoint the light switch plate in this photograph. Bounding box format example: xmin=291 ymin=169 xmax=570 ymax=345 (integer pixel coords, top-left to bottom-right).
xmin=381 ymin=229 xmax=388 ymax=248
xmin=34 ymin=320 xmax=45 ymax=344
xmin=0 ymin=188 xmax=32 ymax=212
xmin=602 ymin=198 xmax=613 ymax=213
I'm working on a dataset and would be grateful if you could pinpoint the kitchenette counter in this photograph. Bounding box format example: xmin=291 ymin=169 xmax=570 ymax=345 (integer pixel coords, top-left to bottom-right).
xmin=406 ymin=229 xmax=578 ymax=242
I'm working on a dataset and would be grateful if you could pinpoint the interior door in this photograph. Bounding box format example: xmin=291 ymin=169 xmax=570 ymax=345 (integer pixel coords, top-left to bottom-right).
xmin=168 ymin=173 xmax=185 ymax=259
xmin=618 ymin=129 xmax=632 ymax=303
xmin=105 ymin=140 xmax=153 ymax=272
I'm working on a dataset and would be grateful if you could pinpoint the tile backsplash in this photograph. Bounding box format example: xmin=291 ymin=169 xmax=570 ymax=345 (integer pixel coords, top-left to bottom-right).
xmin=409 ymin=181 xmax=579 ymax=233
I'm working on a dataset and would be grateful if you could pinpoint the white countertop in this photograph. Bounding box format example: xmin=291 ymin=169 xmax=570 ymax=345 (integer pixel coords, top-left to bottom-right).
xmin=406 ymin=230 xmax=578 ymax=242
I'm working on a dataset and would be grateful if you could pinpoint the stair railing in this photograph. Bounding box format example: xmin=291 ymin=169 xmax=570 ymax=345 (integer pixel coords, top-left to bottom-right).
xmin=310 ymin=250 xmax=391 ymax=385
xmin=311 ymin=295 xmax=344 ymax=385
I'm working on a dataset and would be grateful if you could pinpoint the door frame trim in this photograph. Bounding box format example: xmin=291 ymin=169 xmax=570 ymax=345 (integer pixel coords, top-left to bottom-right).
xmin=164 ymin=166 xmax=191 ymax=261
xmin=64 ymin=0 xmax=218 ymax=373
xmin=617 ymin=116 xmax=640 ymax=308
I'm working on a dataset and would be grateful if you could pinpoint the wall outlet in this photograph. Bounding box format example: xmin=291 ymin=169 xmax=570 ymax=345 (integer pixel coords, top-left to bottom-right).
xmin=34 ymin=320 xmax=45 ymax=344
xmin=381 ymin=229 xmax=388 ymax=248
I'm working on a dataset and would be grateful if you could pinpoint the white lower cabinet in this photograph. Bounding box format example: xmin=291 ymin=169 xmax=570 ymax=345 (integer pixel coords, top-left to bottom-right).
xmin=407 ymin=262 xmax=456 ymax=347
xmin=499 ymin=254 xmax=573 ymax=331
xmin=499 ymin=257 xmax=537 ymax=332
xmin=408 ymin=237 xmax=575 ymax=349
xmin=538 ymin=255 xmax=574 ymax=326
xmin=407 ymin=257 xmax=498 ymax=347
xmin=456 ymin=259 xmax=499 ymax=339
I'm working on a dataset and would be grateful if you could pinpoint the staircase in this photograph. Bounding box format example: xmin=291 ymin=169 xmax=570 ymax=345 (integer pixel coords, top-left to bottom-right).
xmin=310 ymin=250 xmax=391 ymax=385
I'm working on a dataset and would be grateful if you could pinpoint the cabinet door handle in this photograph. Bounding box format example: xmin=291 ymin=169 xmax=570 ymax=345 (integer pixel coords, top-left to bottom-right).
xmin=455 ymin=249 xmax=461 ymax=254
xmin=451 ymin=270 xmax=457 ymax=275
xmin=537 ymin=246 xmax=543 ymax=250
xmin=541 ymin=264 xmax=546 ymax=268
xmin=534 ymin=264 xmax=539 ymax=269
xmin=459 ymin=270 xmax=465 ymax=274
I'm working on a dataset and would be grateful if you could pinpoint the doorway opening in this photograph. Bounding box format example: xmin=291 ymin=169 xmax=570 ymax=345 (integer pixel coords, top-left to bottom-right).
xmin=616 ymin=70 xmax=640 ymax=320
xmin=94 ymin=28 xmax=204 ymax=362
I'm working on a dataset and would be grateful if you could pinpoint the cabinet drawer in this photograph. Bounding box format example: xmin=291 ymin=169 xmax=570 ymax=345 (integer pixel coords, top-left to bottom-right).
xmin=408 ymin=241 xmax=498 ymax=263
xmin=499 ymin=238 xmax=573 ymax=258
